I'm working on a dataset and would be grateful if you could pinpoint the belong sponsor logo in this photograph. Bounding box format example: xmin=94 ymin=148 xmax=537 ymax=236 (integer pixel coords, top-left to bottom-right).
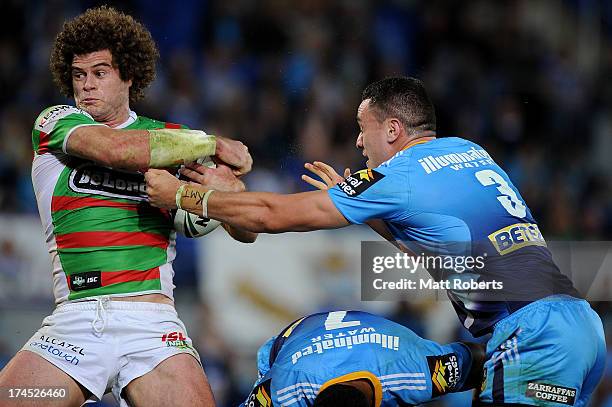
xmin=69 ymin=163 xmax=148 ymax=201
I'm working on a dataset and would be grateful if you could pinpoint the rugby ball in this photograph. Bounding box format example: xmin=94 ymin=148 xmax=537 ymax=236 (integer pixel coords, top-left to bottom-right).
xmin=172 ymin=156 xmax=222 ymax=238
xmin=172 ymin=208 xmax=221 ymax=238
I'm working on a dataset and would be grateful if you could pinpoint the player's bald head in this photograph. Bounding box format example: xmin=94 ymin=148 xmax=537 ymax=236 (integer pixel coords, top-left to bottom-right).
xmin=362 ymin=77 xmax=436 ymax=136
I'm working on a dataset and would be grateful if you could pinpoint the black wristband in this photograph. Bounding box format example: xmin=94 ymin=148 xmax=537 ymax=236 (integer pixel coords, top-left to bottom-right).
xmin=459 ymin=341 xmax=487 ymax=391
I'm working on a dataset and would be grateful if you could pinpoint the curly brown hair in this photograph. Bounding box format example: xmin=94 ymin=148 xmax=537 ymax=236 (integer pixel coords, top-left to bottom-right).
xmin=50 ymin=6 xmax=159 ymax=102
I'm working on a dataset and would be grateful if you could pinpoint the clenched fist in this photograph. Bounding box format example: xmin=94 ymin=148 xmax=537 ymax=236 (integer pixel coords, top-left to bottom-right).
xmin=145 ymin=169 xmax=182 ymax=209
xmin=215 ymin=137 xmax=252 ymax=176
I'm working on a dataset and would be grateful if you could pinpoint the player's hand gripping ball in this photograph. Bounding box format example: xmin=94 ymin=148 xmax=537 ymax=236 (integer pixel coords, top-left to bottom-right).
xmin=172 ymin=157 xmax=221 ymax=238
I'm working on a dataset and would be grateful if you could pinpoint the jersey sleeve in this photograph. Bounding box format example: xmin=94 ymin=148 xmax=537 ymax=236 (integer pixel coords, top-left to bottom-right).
xmin=327 ymin=166 xmax=409 ymax=224
xmin=425 ymin=342 xmax=474 ymax=397
xmin=32 ymin=105 xmax=103 ymax=155
xmin=243 ymin=378 xmax=274 ymax=407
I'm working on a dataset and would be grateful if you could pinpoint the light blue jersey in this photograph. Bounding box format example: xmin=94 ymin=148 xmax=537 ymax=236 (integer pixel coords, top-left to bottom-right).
xmin=327 ymin=137 xmax=604 ymax=406
xmin=242 ymin=311 xmax=475 ymax=407
xmin=328 ymin=137 xmax=579 ymax=336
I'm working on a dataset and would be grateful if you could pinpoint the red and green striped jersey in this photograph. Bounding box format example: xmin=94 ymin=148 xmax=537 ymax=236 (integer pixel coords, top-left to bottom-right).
xmin=32 ymin=105 xmax=185 ymax=303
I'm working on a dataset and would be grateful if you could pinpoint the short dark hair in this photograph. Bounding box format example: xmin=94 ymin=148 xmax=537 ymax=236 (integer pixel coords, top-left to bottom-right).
xmin=313 ymin=384 xmax=370 ymax=407
xmin=50 ymin=6 xmax=159 ymax=102
xmin=362 ymin=76 xmax=436 ymax=134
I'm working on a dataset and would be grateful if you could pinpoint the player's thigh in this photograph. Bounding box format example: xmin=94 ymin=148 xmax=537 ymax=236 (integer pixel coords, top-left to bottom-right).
xmin=0 ymin=350 xmax=88 ymax=407
xmin=124 ymin=353 xmax=215 ymax=407
xmin=479 ymin=297 xmax=604 ymax=406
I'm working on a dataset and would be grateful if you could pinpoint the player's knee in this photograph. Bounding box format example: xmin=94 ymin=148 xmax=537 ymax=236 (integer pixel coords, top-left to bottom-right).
xmin=153 ymin=354 xmax=211 ymax=398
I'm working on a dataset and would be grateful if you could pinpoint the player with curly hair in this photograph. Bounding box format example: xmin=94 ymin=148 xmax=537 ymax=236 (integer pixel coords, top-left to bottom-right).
xmin=0 ymin=6 xmax=254 ymax=406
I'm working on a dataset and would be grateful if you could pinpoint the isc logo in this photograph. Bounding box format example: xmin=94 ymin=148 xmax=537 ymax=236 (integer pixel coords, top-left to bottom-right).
xmin=70 ymin=271 xmax=102 ymax=291
xmin=162 ymin=332 xmax=187 ymax=342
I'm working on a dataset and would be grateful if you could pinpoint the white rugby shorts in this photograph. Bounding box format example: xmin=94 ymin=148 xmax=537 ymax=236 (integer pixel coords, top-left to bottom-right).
xmin=20 ymin=297 xmax=201 ymax=405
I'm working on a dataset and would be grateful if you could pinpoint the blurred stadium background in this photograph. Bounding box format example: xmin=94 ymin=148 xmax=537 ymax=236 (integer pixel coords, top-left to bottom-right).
xmin=0 ymin=0 xmax=611 ymax=405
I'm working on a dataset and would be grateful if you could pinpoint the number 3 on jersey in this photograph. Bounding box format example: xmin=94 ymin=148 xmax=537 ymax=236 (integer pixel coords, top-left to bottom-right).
xmin=475 ymin=169 xmax=527 ymax=218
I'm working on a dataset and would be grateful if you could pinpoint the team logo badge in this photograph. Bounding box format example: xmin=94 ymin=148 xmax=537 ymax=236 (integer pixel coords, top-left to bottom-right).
xmin=427 ymin=353 xmax=460 ymax=397
xmin=245 ymin=379 xmax=272 ymax=407
xmin=337 ymin=169 xmax=385 ymax=197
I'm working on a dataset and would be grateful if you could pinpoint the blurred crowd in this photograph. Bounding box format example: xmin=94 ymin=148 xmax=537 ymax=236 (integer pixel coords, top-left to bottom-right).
xmin=0 ymin=0 xmax=611 ymax=405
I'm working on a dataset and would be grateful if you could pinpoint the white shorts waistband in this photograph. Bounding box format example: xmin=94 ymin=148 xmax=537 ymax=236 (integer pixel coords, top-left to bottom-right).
xmin=54 ymin=297 xmax=177 ymax=314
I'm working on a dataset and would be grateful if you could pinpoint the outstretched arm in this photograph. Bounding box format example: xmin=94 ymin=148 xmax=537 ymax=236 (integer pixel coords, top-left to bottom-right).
xmin=302 ymin=161 xmax=395 ymax=241
xmin=67 ymin=126 xmax=252 ymax=174
xmin=145 ymin=168 xmax=350 ymax=233
xmin=180 ymin=162 xmax=258 ymax=242
xmin=222 ymin=223 xmax=258 ymax=243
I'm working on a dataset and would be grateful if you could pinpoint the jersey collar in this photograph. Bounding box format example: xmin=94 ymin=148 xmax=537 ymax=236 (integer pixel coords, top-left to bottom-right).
xmin=115 ymin=110 xmax=137 ymax=129
xmin=401 ymin=136 xmax=436 ymax=151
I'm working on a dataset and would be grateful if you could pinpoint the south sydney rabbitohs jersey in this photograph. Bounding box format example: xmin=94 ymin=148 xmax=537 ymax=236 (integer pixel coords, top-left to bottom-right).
xmin=243 ymin=311 xmax=473 ymax=407
xmin=327 ymin=137 xmax=579 ymax=336
xmin=31 ymin=105 xmax=185 ymax=303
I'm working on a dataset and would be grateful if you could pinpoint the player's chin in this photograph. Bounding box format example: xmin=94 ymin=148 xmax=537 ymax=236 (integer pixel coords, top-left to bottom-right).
xmin=79 ymin=105 xmax=96 ymax=117
xmin=79 ymin=103 xmax=103 ymax=118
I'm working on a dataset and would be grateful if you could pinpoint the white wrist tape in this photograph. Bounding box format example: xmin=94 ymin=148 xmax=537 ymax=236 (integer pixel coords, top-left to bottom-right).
xmin=175 ymin=184 xmax=187 ymax=210
xmin=149 ymin=129 xmax=216 ymax=167
xmin=202 ymin=190 xmax=215 ymax=219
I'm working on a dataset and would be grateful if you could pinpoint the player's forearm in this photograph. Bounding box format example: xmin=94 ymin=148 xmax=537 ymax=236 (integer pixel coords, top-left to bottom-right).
xmin=222 ymin=223 xmax=258 ymax=243
xmin=180 ymin=186 xmax=288 ymax=233
xmin=68 ymin=126 xmax=150 ymax=170
xmin=148 ymin=128 xmax=216 ymax=167
xmin=68 ymin=126 xmax=217 ymax=171
xmin=146 ymin=169 xmax=348 ymax=231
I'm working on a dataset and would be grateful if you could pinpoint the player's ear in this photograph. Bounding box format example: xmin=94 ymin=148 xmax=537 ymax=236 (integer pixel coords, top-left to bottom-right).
xmin=386 ymin=118 xmax=401 ymax=143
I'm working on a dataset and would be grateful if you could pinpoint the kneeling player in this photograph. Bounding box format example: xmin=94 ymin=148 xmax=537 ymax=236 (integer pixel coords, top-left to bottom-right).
xmin=242 ymin=311 xmax=485 ymax=407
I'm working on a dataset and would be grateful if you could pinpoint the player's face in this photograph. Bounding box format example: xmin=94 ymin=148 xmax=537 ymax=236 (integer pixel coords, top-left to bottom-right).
xmin=356 ymin=99 xmax=391 ymax=168
xmin=72 ymin=49 xmax=132 ymax=123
